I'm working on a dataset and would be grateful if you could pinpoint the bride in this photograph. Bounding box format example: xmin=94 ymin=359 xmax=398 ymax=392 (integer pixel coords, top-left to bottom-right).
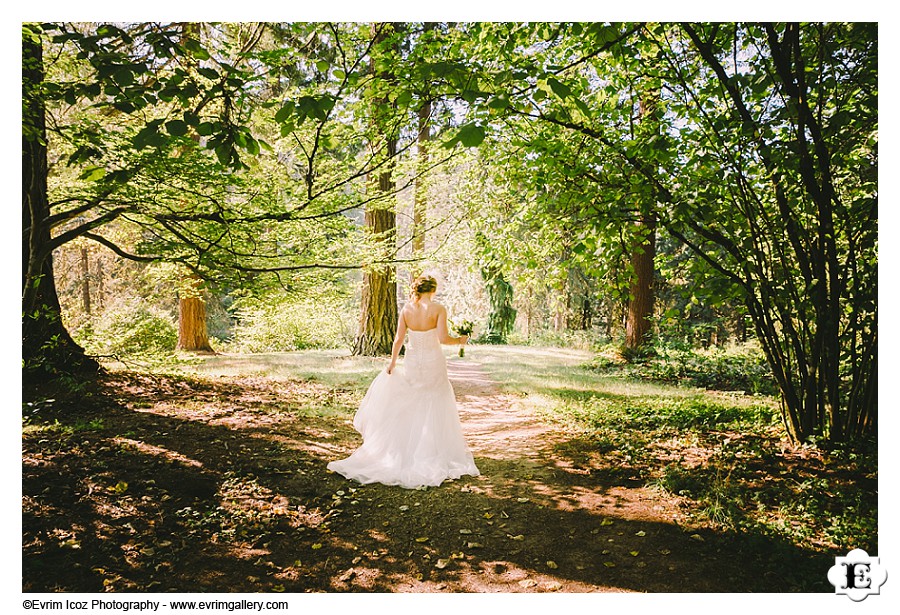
xmin=327 ymin=275 xmax=480 ymax=489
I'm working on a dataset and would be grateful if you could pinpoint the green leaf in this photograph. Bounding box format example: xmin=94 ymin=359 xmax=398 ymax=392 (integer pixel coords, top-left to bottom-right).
xmin=196 ymin=122 xmax=215 ymax=136
xmin=112 ymin=101 xmax=136 ymax=114
xmin=488 ymin=96 xmax=510 ymax=111
xmin=395 ymin=91 xmax=413 ymax=107
xmin=546 ymin=77 xmax=572 ymax=100
xmin=457 ymin=123 xmax=486 ymax=147
xmin=183 ymin=38 xmax=210 ymax=61
xmin=318 ymin=96 xmax=336 ymax=113
xmin=573 ymin=98 xmax=592 ymax=119
xmin=214 ymin=144 xmax=232 ymax=165
xmin=275 ymin=102 xmax=294 ymax=124
xmin=198 ymin=67 xmax=219 ymax=80
xmin=165 ymin=119 xmax=189 ymax=137
xmin=316 ymin=59 xmax=329 ymax=73
xmin=113 ymin=67 xmax=135 ymax=86
xmin=133 ymin=121 xmax=164 ymax=150
xmin=79 ymin=166 xmax=106 ymax=182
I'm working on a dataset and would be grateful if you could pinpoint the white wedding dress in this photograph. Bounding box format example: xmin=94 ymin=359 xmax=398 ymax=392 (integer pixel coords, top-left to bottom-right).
xmin=327 ymin=327 xmax=480 ymax=489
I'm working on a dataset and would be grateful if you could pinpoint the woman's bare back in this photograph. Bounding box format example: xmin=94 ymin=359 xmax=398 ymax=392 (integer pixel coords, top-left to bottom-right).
xmin=402 ymin=300 xmax=444 ymax=331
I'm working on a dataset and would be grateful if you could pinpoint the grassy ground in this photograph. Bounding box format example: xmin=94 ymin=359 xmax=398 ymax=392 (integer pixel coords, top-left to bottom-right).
xmin=22 ymin=344 xmax=876 ymax=593
xmin=470 ymin=345 xmax=876 ymax=554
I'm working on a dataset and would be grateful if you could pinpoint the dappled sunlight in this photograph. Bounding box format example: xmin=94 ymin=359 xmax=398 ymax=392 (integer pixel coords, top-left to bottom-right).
xmin=23 ymin=360 xmax=853 ymax=592
xmin=191 ymin=350 xmax=384 ymax=388
xmin=114 ymin=437 xmax=204 ymax=469
xmin=472 ymin=344 xmax=596 ymax=365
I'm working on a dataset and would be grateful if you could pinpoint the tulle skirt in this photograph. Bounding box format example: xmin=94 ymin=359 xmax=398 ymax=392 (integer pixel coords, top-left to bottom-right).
xmin=327 ymin=362 xmax=480 ymax=489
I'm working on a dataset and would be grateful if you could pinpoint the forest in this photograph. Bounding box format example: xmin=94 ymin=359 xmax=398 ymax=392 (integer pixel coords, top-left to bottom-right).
xmin=23 ymin=22 xmax=877 ymax=594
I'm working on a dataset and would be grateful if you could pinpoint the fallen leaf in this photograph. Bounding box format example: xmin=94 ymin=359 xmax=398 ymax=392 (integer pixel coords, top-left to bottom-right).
xmin=546 ymin=560 xmax=558 ymax=569
xmin=338 ymin=569 xmax=356 ymax=582
xmin=507 ymin=534 xmax=525 ymax=541
xmin=466 ymin=542 xmax=483 ymax=549
xmin=435 ymin=558 xmax=450 ymax=569
xmin=516 ymin=497 xmax=529 ymax=503
xmin=459 ymin=529 xmax=472 ymax=534
xmin=399 ymin=505 xmax=409 ymax=512
xmin=630 ymin=551 xmax=640 ymax=557
xmin=544 ymin=581 xmax=563 ymax=591
xmin=415 ymin=536 xmax=429 ymax=543
xmin=690 ymin=534 xmax=704 ymax=542
xmin=635 ymin=530 xmax=647 ymax=537
xmin=600 ymin=518 xmax=614 ymax=526
xmin=519 ymin=579 xmax=537 ymax=588
xmin=272 ymin=585 xmax=285 ymax=592
xmin=603 ymin=562 xmax=616 ymax=568
xmin=311 ymin=543 xmax=323 ymax=550
xmin=483 ymin=512 xmax=494 ymax=519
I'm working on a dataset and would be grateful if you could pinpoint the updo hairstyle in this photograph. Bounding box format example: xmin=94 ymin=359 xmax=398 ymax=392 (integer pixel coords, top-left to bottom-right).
xmin=410 ymin=275 xmax=438 ymax=300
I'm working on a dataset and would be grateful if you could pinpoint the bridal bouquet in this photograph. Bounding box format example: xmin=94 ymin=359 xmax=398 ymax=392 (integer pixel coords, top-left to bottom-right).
xmin=451 ymin=320 xmax=475 ymax=357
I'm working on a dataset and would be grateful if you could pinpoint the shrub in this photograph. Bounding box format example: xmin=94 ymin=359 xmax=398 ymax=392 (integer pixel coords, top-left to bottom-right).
xmin=588 ymin=340 xmax=778 ymax=395
xmin=75 ymin=301 xmax=177 ymax=357
xmin=227 ymin=294 xmax=351 ymax=353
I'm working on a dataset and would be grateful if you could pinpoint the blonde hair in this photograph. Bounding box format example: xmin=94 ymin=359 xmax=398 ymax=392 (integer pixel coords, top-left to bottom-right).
xmin=409 ymin=275 xmax=438 ymax=300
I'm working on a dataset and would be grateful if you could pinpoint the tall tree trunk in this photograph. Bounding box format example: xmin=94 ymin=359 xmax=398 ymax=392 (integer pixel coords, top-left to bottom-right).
xmin=175 ymin=22 xmax=214 ymax=353
xmin=353 ymin=153 xmax=398 ymax=356
xmin=411 ymin=100 xmax=430 ymax=262
xmin=624 ymin=214 xmax=657 ymax=351
xmin=624 ymin=90 xmax=660 ymax=353
xmin=176 ymin=271 xmax=214 ymax=352
xmin=177 ymin=273 xmax=214 ymax=353
xmin=352 ymin=23 xmax=399 ymax=356
xmin=22 ymin=24 xmax=97 ymax=381
xmin=80 ymin=245 xmax=92 ymax=315
xmin=552 ymin=274 xmax=568 ymax=332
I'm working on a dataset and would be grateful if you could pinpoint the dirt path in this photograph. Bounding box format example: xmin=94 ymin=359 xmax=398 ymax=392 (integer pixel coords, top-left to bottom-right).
xmin=22 ymin=364 xmax=835 ymax=593
xmin=449 ymin=358 xmax=560 ymax=459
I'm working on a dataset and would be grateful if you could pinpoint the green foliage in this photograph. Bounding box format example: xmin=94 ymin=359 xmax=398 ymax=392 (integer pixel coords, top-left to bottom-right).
xmin=76 ymin=301 xmax=177 ymax=357
xmin=227 ymin=292 xmax=352 ymax=353
xmin=589 ymin=341 xmax=779 ymax=396
xmin=476 ymin=345 xmax=874 ymax=554
xmin=508 ymin=328 xmax=608 ymax=352
xmin=650 ymin=439 xmax=877 ymax=553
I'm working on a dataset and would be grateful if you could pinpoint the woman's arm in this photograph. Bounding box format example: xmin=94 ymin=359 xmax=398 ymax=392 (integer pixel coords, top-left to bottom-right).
xmin=387 ymin=310 xmax=408 ymax=374
xmin=436 ymin=305 xmax=468 ymax=346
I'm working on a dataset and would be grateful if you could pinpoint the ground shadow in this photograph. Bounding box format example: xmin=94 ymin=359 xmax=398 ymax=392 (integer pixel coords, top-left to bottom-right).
xmin=23 ymin=370 xmax=838 ymax=593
